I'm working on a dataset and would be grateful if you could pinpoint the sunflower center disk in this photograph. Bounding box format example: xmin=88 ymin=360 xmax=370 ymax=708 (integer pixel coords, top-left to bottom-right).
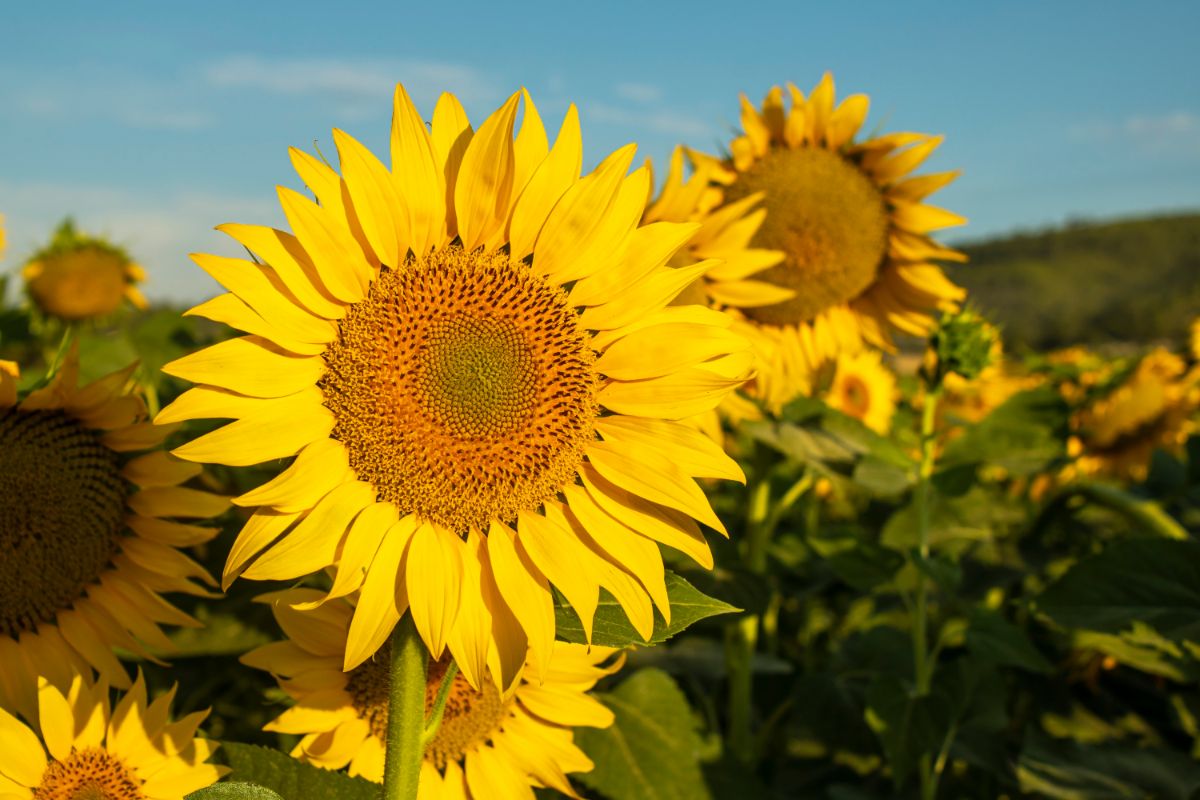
xmin=839 ymin=376 xmax=872 ymax=419
xmin=33 ymin=747 xmax=144 ymax=800
xmin=0 ymin=409 xmax=126 ymax=638
xmin=346 ymin=653 xmax=509 ymax=770
xmin=727 ymin=147 xmax=890 ymax=326
xmin=321 ymin=247 xmax=597 ymax=535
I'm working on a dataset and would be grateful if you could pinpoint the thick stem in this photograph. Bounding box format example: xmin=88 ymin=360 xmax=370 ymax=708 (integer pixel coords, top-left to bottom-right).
xmin=382 ymin=615 xmax=428 ymax=800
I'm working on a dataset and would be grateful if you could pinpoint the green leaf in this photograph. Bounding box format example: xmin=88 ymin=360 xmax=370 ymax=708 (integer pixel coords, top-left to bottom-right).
xmin=940 ymin=386 xmax=1068 ymax=476
xmin=218 ymin=743 xmax=379 ymax=800
xmin=555 ymin=571 xmax=738 ymax=647
xmin=575 ymin=668 xmax=710 ymax=800
xmin=825 ymin=544 xmax=905 ymax=591
xmin=865 ymin=675 xmax=953 ymax=786
xmin=1017 ymin=733 xmax=1200 ymax=800
xmin=965 ymin=608 xmax=1053 ymax=674
xmin=1035 ymin=538 xmax=1200 ymax=640
xmin=187 ymin=783 xmax=285 ymax=800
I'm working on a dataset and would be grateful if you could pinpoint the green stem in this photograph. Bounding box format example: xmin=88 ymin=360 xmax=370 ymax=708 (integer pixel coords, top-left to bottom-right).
xmin=382 ymin=615 xmax=428 ymax=800
xmin=728 ymin=470 xmax=812 ymax=765
xmin=913 ymin=388 xmax=941 ymax=800
xmin=45 ymin=324 xmax=76 ymax=376
xmin=420 ymin=661 xmax=459 ymax=748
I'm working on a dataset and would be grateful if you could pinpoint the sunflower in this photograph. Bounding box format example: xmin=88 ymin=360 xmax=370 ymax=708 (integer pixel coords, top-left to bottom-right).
xmin=1189 ymin=318 xmax=1200 ymax=361
xmin=659 ymin=73 xmax=966 ymax=411
xmin=159 ymin=86 xmax=751 ymax=689
xmin=940 ymin=327 xmax=1041 ymax=425
xmin=22 ymin=219 xmax=148 ymax=321
xmin=1072 ymin=349 xmax=1199 ymax=481
xmin=243 ymin=588 xmax=619 ymax=797
xmin=0 ymin=213 xmax=7 ymax=261
xmin=0 ymin=671 xmax=225 ymax=799
xmin=824 ymin=350 xmax=896 ymax=435
xmin=0 ymin=349 xmax=227 ymax=720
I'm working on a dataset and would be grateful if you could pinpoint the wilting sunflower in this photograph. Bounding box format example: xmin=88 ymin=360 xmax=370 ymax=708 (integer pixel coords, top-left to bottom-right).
xmin=1072 ymin=349 xmax=1199 ymax=481
xmin=243 ymin=589 xmax=618 ymax=797
xmin=824 ymin=350 xmax=896 ymax=435
xmin=663 ymin=73 xmax=966 ymax=411
xmin=0 ymin=350 xmax=226 ymax=720
xmin=159 ymin=86 xmax=751 ymax=688
xmin=22 ymin=219 xmax=148 ymax=321
xmin=0 ymin=671 xmax=225 ymax=799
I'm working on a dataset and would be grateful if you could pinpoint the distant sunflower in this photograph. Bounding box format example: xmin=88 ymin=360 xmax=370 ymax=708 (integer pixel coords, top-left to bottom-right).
xmin=0 ymin=213 xmax=7 ymax=261
xmin=243 ymin=589 xmax=619 ymax=796
xmin=0 ymin=672 xmax=225 ymax=799
xmin=941 ymin=329 xmax=1041 ymax=424
xmin=22 ymin=219 xmax=148 ymax=321
xmin=160 ymin=86 xmax=751 ymax=688
xmin=0 ymin=349 xmax=226 ymax=720
xmin=669 ymin=73 xmax=966 ymax=410
xmin=1190 ymin=318 xmax=1200 ymax=361
xmin=824 ymin=350 xmax=896 ymax=434
xmin=1073 ymin=349 xmax=1199 ymax=481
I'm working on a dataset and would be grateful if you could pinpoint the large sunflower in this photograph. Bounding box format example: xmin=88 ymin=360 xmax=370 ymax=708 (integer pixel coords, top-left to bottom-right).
xmin=824 ymin=350 xmax=896 ymax=435
xmin=22 ymin=220 xmax=148 ymax=321
xmin=1072 ymin=349 xmax=1199 ymax=481
xmin=0 ymin=350 xmax=227 ymax=720
xmin=663 ymin=73 xmax=966 ymax=411
xmin=159 ymin=86 xmax=751 ymax=689
xmin=0 ymin=672 xmax=225 ymax=799
xmin=243 ymin=589 xmax=617 ymax=797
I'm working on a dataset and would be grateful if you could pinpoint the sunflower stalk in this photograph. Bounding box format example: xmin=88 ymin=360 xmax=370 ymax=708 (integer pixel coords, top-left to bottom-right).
xmin=728 ymin=468 xmax=811 ymax=764
xmin=420 ymin=661 xmax=460 ymax=748
xmin=382 ymin=615 xmax=429 ymax=800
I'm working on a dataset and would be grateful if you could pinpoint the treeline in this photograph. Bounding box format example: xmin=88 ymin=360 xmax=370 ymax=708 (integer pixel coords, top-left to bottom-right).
xmin=949 ymin=212 xmax=1200 ymax=351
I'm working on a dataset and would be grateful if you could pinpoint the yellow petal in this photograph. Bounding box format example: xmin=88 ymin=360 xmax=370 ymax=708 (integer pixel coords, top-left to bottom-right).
xmin=486 ymin=521 xmax=554 ymax=679
xmin=391 ymin=84 xmax=445 ymax=255
xmin=345 ymin=515 xmax=417 ymax=670
xmin=512 ymin=88 xmax=549 ymax=205
xmin=334 ymin=128 xmax=407 ymax=268
xmin=827 ymin=93 xmax=870 ymax=149
xmin=430 ymin=93 xmax=473 ymax=240
xmin=277 ymin=186 xmax=369 ymax=303
xmin=184 ymin=295 xmax=327 ymax=356
xmin=405 ymin=522 xmax=464 ymax=659
xmin=127 ymin=486 xmax=229 ymax=519
xmin=579 ymin=260 xmax=717 ymax=331
xmin=446 ymin=532 xmax=492 ymax=691
xmin=454 ymin=91 xmax=520 ymax=251
xmin=0 ymin=706 xmax=46 ymax=787
xmin=596 ymin=416 xmax=743 ymax=482
xmin=223 ymin=508 xmax=302 ymax=589
xmin=891 ymin=200 xmax=967 ymax=233
xmin=233 ymin=437 xmax=352 ymax=511
xmin=586 ymin=443 xmax=726 ymax=534
xmin=36 ymin=679 xmax=74 ymax=762
xmin=595 ymin=321 xmax=746 ymax=380
xmin=871 ymin=135 xmax=943 ymax=183
xmin=216 ymin=223 xmax=345 ymax=319
xmin=517 ymin=510 xmax=599 ymax=643
xmin=171 ymin=396 xmax=333 ymax=467
xmin=569 ymin=220 xmax=698 ymax=307
xmin=508 ymin=104 xmax=582 ymax=260
xmin=328 ymin=502 xmax=399 ymax=602
xmin=807 ymin=71 xmax=835 ymax=145
xmin=597 ymin=364 xmax=746 ymax=420
xmin=242 ymin=481 xmax=376 ymax=581
xmin=162 ymin=336 xmax=324 ymax=399
xmin=707 ymin=278 xmax=797 ymax=308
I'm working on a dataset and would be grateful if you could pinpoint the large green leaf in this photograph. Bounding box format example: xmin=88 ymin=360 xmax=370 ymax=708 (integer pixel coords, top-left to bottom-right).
xmin=555 ymin=571 xmax=738 ymax=647
xmin=940 ymin=386 xmax=1068 ymax=476
xmin=217 ymin=743 xmax=379 ymax=800
xmin=1017 ymin=733 xmax=1200 ymax=800
xmin=574 ymin=668 xmax=710 ymax=800
xmin=1035 ymin=538 xmax=1200 ymax=641
xmin=187 ymin=783 xmax=284 ymax=800
xmin=965 ymin=608 xmax=1053 ymax=674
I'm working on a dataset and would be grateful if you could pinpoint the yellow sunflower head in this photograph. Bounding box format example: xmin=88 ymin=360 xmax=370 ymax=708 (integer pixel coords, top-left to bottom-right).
xmin=659 ymin=73 xmax=967 ymax=411
xmin=243 ymin=589 xmax=619 ymax=797
xmin=0 ymin=671 xmax=225 ymax=799
xmin=160 ymin=86 xmax=752 ymax=688
xmin=22 ymin=219 xmax=148 ymax=321
xmin=1073 ymin=349 xmax=1199 ymax=481
xmin=0 ymin=348 xmax=227 ymax=720
xmin=824 ymin=350 xmax=896 ymax=435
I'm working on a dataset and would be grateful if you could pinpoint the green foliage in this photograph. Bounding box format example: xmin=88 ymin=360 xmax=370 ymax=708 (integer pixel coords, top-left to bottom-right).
xmin=215 ymin=743 xmax=379 ymax=800
xmin=574 ymin=669 xmax=710 ymax=800
xmin=186 ymin=783 xmax=285 ymax=800
xmin=554 ymin=572 xmax=739 ymax=647
xmin=951 ymin=212 xmax=1200 ymax=349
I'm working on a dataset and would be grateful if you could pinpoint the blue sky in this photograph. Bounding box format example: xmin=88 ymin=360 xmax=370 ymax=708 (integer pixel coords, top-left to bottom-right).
xmin=2 ymin=0 xmax=1198 ymax=302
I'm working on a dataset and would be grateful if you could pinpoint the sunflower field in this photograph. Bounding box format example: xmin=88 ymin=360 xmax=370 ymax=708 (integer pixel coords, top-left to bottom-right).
xmin=1 ymin=76 xmax=1199 ymax=800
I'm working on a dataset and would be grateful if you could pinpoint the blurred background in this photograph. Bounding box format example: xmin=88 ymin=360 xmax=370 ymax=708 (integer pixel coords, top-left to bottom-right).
xmin=2 ymin=0 xmax=1198 ymax=348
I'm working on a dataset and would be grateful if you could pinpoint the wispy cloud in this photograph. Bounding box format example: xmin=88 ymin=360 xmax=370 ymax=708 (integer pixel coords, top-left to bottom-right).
xmin=586 ymin=102 xmax=713 ymax=140
xmin=1 ymin=180 xmax=278 ymax=303
xmin=1069 ymin=110 xmax=1200 ymax=155
xmin=6 ymin=77 xmax=214 ymax=132
xmin=202 ymin=55 xmax=497 ymax=113
xmin=615 ymin=82 xmax=663 ymax=105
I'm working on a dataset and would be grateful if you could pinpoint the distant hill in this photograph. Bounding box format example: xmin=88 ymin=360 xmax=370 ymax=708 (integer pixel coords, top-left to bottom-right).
xmin=947 ymin=212 xmax=1200 ymax=351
